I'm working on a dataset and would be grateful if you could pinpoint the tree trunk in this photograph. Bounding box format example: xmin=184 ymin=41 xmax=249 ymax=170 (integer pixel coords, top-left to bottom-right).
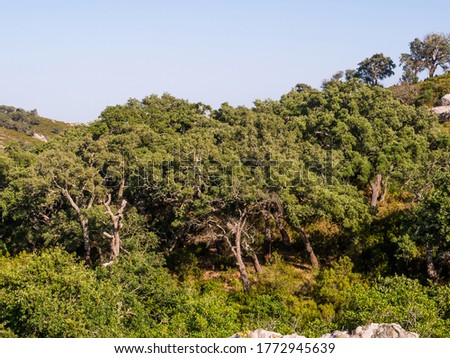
xmin=426 ymin=246 xmax=439 ymax=282
xmin=61 ymin=188 xmax=93 ymax=264
xmin=81 ymin=218 xmax=91 ymax=263
xmin=118 ymin=178 xmax=125 ymax=199
xmin=280 ymin=227 xmax=291 ymax=245
xmin=103 ymin=194 xmax=127 ymax=263
xmin=251 ymin=252 xmax=263 ymax=274
xmin=241 ymin=236 xmax=263 ymax=274
xmin=234 ymin=223 xmax=250 ymax=292
xmin=379 ymin=176 xmax=388 ymax=203
xmin=263 ymin=225 xmax=272 ymax=263
xmin=429 ymin=64 xmax=436 ymax=78
xmin=215 ymin=240 xmax=224 ymax=256
xmin=225 ymin=214 xmax=251 ymax=292
xmin=370 ymin=173 xmax=382 ymax=207
xmin=299 ymin=229 xmax=319 ymax=268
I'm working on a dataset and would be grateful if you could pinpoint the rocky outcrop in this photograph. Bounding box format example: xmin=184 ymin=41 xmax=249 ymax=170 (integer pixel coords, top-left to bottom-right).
xmin=232 ymin=323 xmax=418 ymax=338
xmin=431 ymin=106 xmax=450 ymax=121
xmin=431 ymin=93 xmax=450 ymax=122
xmin=231 ymin=329 xmax=306 ymax=338
xmin=322 ymin=323 xmax=418 ymax=338
xmin=32 ymin=133 xmax=48 ymax=142
xmin=441 ymin=94 xmax=450 ymax=106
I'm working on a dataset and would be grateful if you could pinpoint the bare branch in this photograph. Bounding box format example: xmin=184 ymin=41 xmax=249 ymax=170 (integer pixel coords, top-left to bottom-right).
xmin=103 ymin=231 xmax=114 ymax=239
xmin=61 ymin=188 xmax=81 ymax=216
xmin=87 ymin=193 xmax=96 ymax=209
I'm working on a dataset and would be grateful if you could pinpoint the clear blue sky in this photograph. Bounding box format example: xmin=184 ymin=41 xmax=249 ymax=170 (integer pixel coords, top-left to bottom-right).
xmin=1 ymin=0 xmax=449 ymax=123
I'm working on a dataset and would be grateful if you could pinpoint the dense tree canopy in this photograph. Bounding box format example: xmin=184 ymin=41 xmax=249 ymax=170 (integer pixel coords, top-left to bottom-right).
xmin=1 ymin=74 xmax=450 ymax=337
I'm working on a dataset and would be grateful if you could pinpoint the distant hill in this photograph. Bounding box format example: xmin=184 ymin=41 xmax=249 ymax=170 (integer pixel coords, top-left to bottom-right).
xmin=0 ymin=106 xmax=73 ymax=149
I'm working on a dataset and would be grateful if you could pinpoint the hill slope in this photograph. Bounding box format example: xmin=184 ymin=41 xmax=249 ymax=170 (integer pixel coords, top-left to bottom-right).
xmin=390 ymin=72 xmax=450 ymax=107
xmin=0 ymin=105 xmax=72 ymax=149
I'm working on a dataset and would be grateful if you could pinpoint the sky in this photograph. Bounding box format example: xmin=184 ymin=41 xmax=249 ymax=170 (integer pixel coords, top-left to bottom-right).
xmin=1 ymin=0 xmax=449 ymax=123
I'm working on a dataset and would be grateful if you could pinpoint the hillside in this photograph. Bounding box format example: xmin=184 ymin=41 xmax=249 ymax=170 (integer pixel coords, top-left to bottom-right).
xmin=390 ymin=72 xmax=450 ymax=107
xmin=0 ymin=105 xmax=72 ymax=149
xmin=1 ymin=81 xmax=450 ymax=339
xmin=1 ymin=75 xmax=450 ymax=340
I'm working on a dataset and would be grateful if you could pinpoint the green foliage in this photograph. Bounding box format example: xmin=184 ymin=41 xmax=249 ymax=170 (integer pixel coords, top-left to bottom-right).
xmin=168 ymin=247 xmax=202 ymax=281
xmin=0 ymin=106 xmax=40 ymax=134
xmin=228 ymin=260 xmax=331 ymax=336
xmin=314 ymin=257 xmax=365 ymax=308
xmin=0 ymin=127 xmax=42 ymax=149
xmin=355 ymin=53 xmax=396 ymax=86
xmin=339 ymin=276 xmax=450 ymax=337
xmin=166 ymin=283 xmax=241 ymax=338
xmin=411 ymin=170 xmax=450 ymax=279
xmin=308 ymin=258 xmax=450 ymax=337
xmin=2 ymin=70 xmax=450 ymax=337
xmin=400 ymin=33 xmax=450 ymax=80
xmin=417 ymin=72 xmax=450 ymax=107
xmin=0 ymin=248 xmax=126 ymax=337
xmin=391 ymin=72 xmax=450 ymax=107
xmin=0 ymin=105 xmax=71 ymax=149
xmin=1 ymin=247 xmax=244 ymax=338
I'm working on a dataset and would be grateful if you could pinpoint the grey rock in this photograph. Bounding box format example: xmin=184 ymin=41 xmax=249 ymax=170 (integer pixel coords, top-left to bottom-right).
xmin=322 ymin=323 xmax=419 ymax=338
xmin=32 ymin=133 xmax=48 ymax=142
xmin=430 ymin=94 xmax=450 ymax=122
xmin=355 ymin=323 xmax=418 ymax=338
xmin=282 ymin=333 xmax=307 ymax=338
xmin=321 ymin=330 xmax=351 ymax=338
xmin=431 ymin=106 xmax=450 ymax=122
xmin=231 ymin=329 xmax=305 ymax=338
xmin=431 ymin=106 xmax=450 ymax=115
xmin=441 ymin=94 xmax=450 ymax=106
xmin=232 ymin=323 xmax=418 ymax=338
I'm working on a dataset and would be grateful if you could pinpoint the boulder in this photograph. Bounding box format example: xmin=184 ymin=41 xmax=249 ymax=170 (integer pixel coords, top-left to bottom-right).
xmin=32 ymin=133 xmax=48 ymax=142
xmin=231 ymin=329 xmax=306 ymax=338
xmin=431 ymin=106 xmax=450 ymax=122
xmin=431 ymin=106 xmax=450 ymax=115
xmin=441 ymin=94 xmax=450 ymax=106
xmin=322 ymin=323 xmax=419 ymax=338
xmin=321 ymin=330 xmax=351 ymax=338
xmin=347 ymin=323 xmax=418 ymax=338
xmin=232 ymin=323 xmax=418 ymax=338
xmin=282 ymin=333 xmax=308 ymax=338
xmin=430 ymin=94 xmax=450 ymax=122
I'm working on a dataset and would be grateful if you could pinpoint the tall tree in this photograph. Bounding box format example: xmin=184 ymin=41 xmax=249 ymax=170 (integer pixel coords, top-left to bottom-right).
xmin=400 ymin=33 xmax=450 ymax=79
xmin=355 ymin=53 xmax=396 ymax=86
xmin=414 ymin=171 xmax=450 ymax=281
xmin=399 ymin=53 xmax=421 ymax=84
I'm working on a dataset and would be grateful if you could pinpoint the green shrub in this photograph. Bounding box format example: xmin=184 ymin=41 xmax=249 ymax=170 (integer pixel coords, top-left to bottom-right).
xmin=417 ymin=73 xmax=450 ymax=107
xmin=339 ymin=276 xmax=450 ymax=337
xmin=310 ymin=257 xmax=450 ymax=337
xmin=0 ymin=248 xmax=126 ymax=337
xmin=314 ymin=256 xmax=365 ymax=308
xmin=167 ymin=285 xmax=240 ymax=337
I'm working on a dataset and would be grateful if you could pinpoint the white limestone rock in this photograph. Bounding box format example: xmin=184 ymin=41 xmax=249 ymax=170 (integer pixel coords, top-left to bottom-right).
xmin=232 ymin=323 xmax=418 ymax=338
xmin=441 ymin=93 xmax=450 ymax=106
xmin=231 ymin=329 xmax=306 ymax=338
xmin=350 ymin=323 xmax=419 ymax=338
xmin=32 ymin=133 xmax=48 ymax=142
